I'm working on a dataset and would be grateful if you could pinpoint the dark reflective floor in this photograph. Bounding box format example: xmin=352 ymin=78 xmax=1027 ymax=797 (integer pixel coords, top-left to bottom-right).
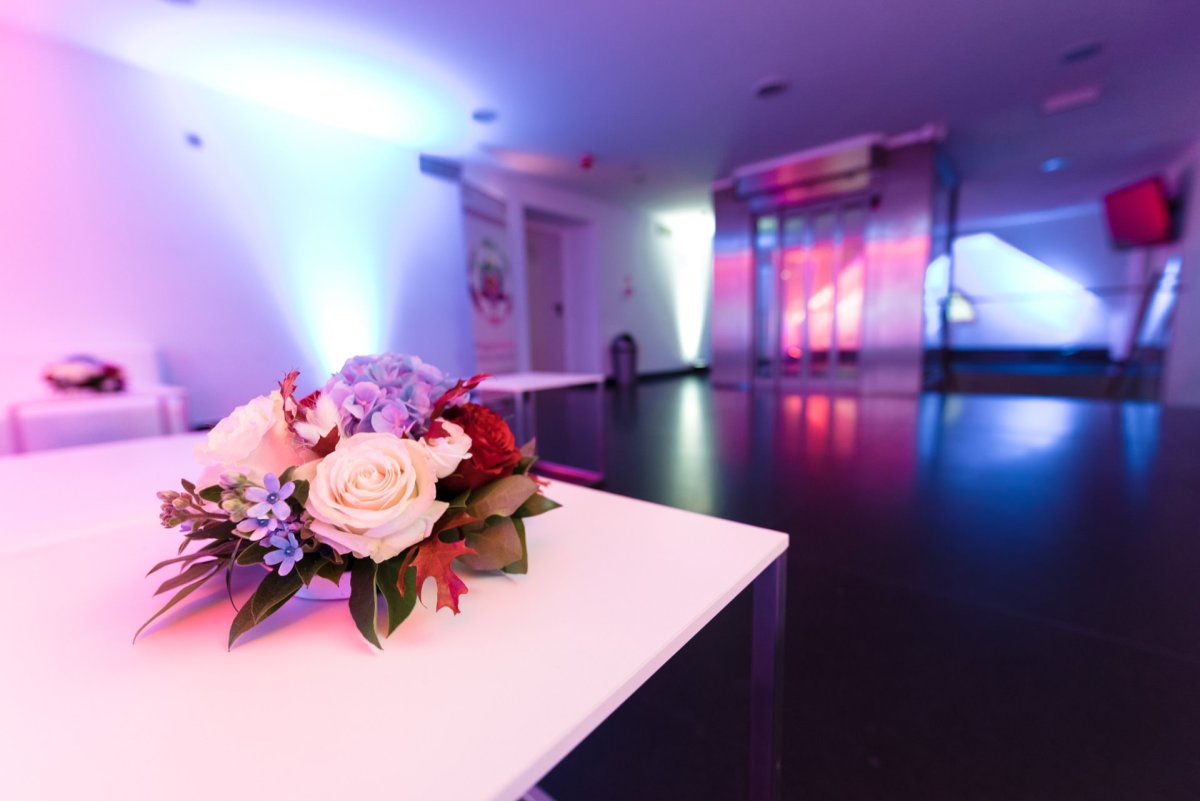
xmin=533 ymin=375 xmax=1200 ymax=800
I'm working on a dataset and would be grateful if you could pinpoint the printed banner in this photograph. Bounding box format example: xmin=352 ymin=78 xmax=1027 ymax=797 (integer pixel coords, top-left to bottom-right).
xmin=462 ymin=185 xmax=518 ymax=374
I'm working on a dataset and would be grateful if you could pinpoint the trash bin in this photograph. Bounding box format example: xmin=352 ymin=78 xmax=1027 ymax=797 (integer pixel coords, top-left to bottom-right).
xmin=611 ymin=333 xmax=637 ymax=387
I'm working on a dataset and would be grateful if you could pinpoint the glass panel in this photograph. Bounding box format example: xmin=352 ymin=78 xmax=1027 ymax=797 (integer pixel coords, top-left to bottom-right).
xmin=780 ymin=215 xmax=808 ymax=378
xmin=753 ymin=216 xmax=779 ymax=378
xmin=807 ymin=211 xmax=837 ymax=376
xmin=836 ymin=205 xmax=866 ymax=375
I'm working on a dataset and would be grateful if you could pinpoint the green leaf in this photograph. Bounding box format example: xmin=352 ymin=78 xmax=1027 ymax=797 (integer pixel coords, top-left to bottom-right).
xmin=290 ymin=479 xmax=309 ymax=508
xmin=226 ymin=570 xmax=302 ymax=649
xmin=448 ymin=490 xmax=470 ymax=509
xmin=502 ymin=518 xmax=529 ymax=575
xmin=185 ymin=520 xmax=235 ymax=541
xmin=349 ymin=559 xmax=382 ymax=649
xmin=466 ymin=475 xmax=539 ymax=520
xmin=519 ymin=438 xmax=537 ymax=460
xmin=294 ymin=552 xmax=328 ymax=587
xmin=376 ymin=559 xmax=418 ymax=636
xmin=225 ymin=539 xmax=244 ymax=610
xmin=227 ymin=593 xmax=258 ymax=649
xmin=316 ymin=558 xmax=348 ymax=585
xmin=154 ymin=559 xmax=223 ymax=596
xmin=250 ymin=570 xmax=303 ymax=622
xmin=197 ymin=485 xmax=223 ymax=504
xmin=235 ymin=541 xmax=271 ymax=566
xmin=460 ymin=518 xmax=523 ymax=571
xmin=134 ymin=563 xmax=222 ymax=643
xmin=146 ymin=539 xmax=233 ymax=575
xmin=513 ymin=492 xmax=562 ymax=519
xmin=433 ymin=509 xmax=482 ymax=535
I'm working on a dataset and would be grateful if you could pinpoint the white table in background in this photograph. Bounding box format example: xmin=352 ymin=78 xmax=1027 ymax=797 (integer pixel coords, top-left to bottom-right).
xmin=479 ymin=372 xmax=606 ymax=486
xmin=0 ymin=437 xmax=788 ymax=801
xmin=7 ymin=387 xmax=189 ymax=453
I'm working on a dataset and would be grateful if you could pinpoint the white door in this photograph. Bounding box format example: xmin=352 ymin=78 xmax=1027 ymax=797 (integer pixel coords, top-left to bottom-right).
xmin=524 ymin=221 xmax=567 ymax=372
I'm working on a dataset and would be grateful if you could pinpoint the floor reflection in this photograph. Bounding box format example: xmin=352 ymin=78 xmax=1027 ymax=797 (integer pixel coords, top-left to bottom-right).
xmin=541 ymin=374 xmax=1200 ymax=801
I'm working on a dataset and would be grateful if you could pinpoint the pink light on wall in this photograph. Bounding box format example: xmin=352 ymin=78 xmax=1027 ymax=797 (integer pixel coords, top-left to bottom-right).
xmin=780 ymin=246 xmax=806 ymax=359
xmin=835 ymin=260 xmax=864 ymax=351
xmin=807 ymin=236 xmax=835 ymax=355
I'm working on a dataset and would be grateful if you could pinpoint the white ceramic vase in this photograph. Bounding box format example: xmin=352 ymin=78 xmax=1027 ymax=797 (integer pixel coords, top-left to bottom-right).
xmin=296 ymin=571 xmax=352 ymax=601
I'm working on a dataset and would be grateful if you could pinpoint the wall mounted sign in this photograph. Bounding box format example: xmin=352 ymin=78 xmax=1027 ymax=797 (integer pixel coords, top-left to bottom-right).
xmin=463 ymin=185 xmax=518 ymax=373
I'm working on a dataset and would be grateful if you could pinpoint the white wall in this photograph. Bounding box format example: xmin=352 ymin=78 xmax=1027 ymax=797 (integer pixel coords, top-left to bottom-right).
xmin=462 ymin=166 xmax=710 ymax=376
xmin=1162 ymin=138 xmax=1200 ymax=406
xmin=954 ymin=204 xmax=1140 ymax=352
xmin=0 ymin=25 xmax=474 ymax=436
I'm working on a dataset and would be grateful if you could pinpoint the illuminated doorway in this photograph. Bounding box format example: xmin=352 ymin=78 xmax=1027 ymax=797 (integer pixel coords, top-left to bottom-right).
xmin=754 ymin=201 xmax=866 ymax=387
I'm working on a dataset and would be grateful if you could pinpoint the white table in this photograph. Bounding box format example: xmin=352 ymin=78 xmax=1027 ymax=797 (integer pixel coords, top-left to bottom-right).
xmin=0 ymin=437 xmax=788 ymax=801
xmin=8 ymin=387 xmax=189 ymax=453
xmin=0 ymin=433 xmax=205 ymax=556
xmin=479 ymin=372 xmax=607 ymax=486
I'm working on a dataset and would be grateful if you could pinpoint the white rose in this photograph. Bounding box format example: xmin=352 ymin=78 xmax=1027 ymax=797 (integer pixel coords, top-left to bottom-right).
xmin=421 ymin=419 xmax=473 ymax=479
xmin=306 ymin=433 xmax=447 ymax=562
xmin=294 ymin=393 xmax=341 ymax=447
xmin=193 ymin=391 xmax=313 ymax=486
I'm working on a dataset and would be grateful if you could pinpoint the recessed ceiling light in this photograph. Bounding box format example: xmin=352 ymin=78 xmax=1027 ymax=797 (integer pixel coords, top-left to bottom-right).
xmin=1060 ymin=41 xmax=1104 ymax=65
xmin=1041 ymin=157 xmax=1068 ymax=173
xmin=471 ymin=108 xmax=499 ymax=124
xmin=753 ymin=77 xmax=790 ymax=99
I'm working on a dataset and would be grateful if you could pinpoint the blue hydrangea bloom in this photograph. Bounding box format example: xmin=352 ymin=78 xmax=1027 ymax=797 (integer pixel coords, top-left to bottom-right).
xmin=264 ymin=530 xmax=303 ymax=576
xmin=323 ymin=354 xmax=459 ymax=438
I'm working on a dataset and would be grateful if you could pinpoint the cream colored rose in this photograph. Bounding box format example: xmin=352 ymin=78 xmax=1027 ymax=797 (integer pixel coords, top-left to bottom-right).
xmin=421 ymin=419 xmax=473 ymax=479
xmin=194 ymin=392 xmax=313 ymax=486
xmin=306 ymin=433 xmax=447 ymax=562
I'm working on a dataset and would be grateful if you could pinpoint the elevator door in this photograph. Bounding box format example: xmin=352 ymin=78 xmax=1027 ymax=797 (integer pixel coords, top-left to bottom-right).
xmin=754 ymin=202 xmax=866 ymax=386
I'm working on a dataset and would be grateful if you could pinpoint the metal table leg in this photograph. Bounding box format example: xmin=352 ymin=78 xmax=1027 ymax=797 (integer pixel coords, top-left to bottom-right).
xmin=512 ymin=390 xmax=528 ymax=446
xmin=593 ymin=380 xmax=606 ymax=484
xmin=750 ymin=554 xmax=787 ymax=801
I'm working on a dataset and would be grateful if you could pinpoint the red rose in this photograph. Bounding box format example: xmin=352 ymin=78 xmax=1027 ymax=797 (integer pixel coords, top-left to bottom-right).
xmin=440 ymin=403 xmax=522 ymax=492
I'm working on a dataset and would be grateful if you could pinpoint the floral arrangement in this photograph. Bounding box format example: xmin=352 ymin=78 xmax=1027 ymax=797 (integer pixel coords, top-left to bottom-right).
xmin=44 ymin=354 xmax=126 ymax=393
xmin=136 ymin=353 xmax=560 ymax=648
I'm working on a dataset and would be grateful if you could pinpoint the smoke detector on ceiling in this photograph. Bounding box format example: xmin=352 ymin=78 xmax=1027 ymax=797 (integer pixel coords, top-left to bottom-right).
xmin=1041 ymin=84 xmax=1102 ymax=115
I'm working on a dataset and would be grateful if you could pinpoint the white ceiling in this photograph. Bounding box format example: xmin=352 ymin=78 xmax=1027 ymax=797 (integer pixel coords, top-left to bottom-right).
xmin=4 ymin=0 xmax=1200 ymax=221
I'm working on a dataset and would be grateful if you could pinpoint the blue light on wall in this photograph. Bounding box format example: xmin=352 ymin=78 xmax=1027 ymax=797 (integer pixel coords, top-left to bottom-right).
xmin=119 ymin=11 xmax=479 ymax=153
xmin=137 ymin=12 xmax=481 ymax=378
xmin=925 ymin=233 xmax=1106 ymax=348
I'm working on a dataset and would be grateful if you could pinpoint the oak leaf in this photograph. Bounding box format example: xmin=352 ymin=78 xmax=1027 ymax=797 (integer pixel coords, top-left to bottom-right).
xmin=426 ymin=373 xmax=491 ymax=438
xmin=410 ymin=536 xmax=476 ymax=614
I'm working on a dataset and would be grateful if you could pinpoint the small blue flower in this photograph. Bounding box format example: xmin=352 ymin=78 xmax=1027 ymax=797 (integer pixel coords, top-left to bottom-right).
xmin=263 ymin=530 xmax=304 ymax=576
xmin=245 ymin=473 xmax=295 ymax=519
xmin=236 ymin=515 xmax=277 ymax=541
